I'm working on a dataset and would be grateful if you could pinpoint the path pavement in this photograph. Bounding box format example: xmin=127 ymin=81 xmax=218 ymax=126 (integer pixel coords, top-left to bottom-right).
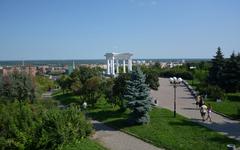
xmin=151 ymin=78 xmax=240 ymax=141
xmin=91 ymin=120 xmax=163 ymax=150
xmin=42 ymin=91 xmax=52 ymax=98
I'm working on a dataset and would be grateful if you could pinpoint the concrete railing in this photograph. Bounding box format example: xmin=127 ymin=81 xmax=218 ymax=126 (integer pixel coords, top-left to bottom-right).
xmin=182 ymin=80 xmax=198 ymax=98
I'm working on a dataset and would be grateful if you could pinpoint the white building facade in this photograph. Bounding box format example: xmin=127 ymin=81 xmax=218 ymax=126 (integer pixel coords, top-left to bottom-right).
xmin=104 ymin=52 xmax=133 ymax=75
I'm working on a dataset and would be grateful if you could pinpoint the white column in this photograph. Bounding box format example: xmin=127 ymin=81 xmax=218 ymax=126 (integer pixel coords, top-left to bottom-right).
xmin=110 ymin=58 xmax=113 ymax=74
xmin=112 ymin=57 xmax=115 ymax=75
xmin=107 ymin=59 xmax=110 ymax=74
xmin=128 ymin=59 xmax=132 ymax=72
xmin=116 ymin=59 xmax=119 ymax=74
xmin=123 ymin=60 xmax=126 ymax=73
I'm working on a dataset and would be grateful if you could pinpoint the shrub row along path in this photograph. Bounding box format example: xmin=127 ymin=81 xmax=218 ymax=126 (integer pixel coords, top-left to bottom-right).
xmin=151 ymin=77 xmax=240 ymax=141
xmin=91 ymin=120 xmax=163 ymax=150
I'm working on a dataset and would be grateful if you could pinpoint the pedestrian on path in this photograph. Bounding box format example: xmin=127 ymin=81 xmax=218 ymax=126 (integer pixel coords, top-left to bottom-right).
xmin=206 ymin=103 xmax=212 ymax=122
xmin=200 ymin=104 xmax=207 ymax=121
xmin=195 ymin=95 xmax=200 ymax=108
xmin=198 ymin=96 xmax=204 ymax=108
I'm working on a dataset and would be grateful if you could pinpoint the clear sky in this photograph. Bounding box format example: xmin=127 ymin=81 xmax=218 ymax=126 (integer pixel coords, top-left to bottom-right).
xmin=0 ymin=0 xmax=240 ymax=60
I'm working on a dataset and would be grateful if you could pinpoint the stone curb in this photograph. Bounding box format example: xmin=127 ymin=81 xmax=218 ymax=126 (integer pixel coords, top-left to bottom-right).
xmin=118 ymin=128 xmax=166 ymax=150
xmin=91 ymin=119 xmax=165 ymax=150
xmin=212 ymin=110 xmax=240 ymax=121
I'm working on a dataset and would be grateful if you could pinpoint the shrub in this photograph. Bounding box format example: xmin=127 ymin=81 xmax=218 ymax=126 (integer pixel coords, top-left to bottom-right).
xmin=33 ymin=105 xmax=92 ymax=149
xmin=226 ymin=93 xmax=240 ymax=102
xmin=0 ymin=101 xmax=92 ymax=150
xmin=197 ymin=85 xmax=225 ymax=100
xmin=159 ymin=69 xmax=193 ymax=80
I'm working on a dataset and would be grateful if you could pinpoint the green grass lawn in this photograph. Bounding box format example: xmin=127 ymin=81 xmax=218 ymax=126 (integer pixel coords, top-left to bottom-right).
xmin=53 ymin=91 xmax=83 ymax=105
xmin=186 ymin=79 xmax=200 ymax=89
xmin=61 ymin=138 xmax=107 ymax=150
xmin=208 ymin=100 xmax=240 ymax=119
xmin=88 ymin=105 xmax=240 ymax=150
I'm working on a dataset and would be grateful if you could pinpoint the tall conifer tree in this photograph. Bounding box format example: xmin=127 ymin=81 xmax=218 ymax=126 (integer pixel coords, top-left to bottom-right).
xmin=222 ymin=52 xmax=240 ymax=92
xmin=124 ymin=67 xmax=151 ymax=124
xmin=208 ymin=47 xmax=225 ymax=86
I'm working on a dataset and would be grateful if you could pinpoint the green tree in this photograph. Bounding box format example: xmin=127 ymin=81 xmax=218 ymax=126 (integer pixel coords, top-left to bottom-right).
xmin=124 ymin=67 xmax=152 ymax=124
xmin=112 ymin=73 xmax=131 ymax=109
xmin=222 ymin=52 xmax=240 ymax=92
xmin=208 ymin=47 xmax=225 ymax=87
xmin=70 ymin=80 xmax=83 ymax=95
xmin=83 ymin=76 xmax=102 ymax=106
xmin=101 ymin=78 xmax=114 ymax=103
xmin=145 ymin=71 xmax=160 ymax=90
xmin=57 ymin=75 xmax=71 ymax=94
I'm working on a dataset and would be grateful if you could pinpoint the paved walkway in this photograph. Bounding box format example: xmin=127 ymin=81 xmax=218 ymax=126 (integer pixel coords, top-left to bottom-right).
xmin=91 ymin=120 xmax=163 ymax=150
xmin=151 ymin=78 xmax=240 ymax=141
xmin=42 ymin=91 xmax=52 ymax=98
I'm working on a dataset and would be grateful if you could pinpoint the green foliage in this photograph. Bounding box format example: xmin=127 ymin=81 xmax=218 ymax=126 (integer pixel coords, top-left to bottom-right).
xmin=70 ymin=66 xmax=102 ymax=84
xmin=0 ymin=73 xmax=35 ymax=103
xmin=226 ymin=93 xmax=240 ymax=102
xmin=101 ymin=77 xmax=114 ymax=102
xmin=0 ymin=101 xmax=92 ymax=149
xmin=208 ymin=47 xmax=225 ymax=87
xmin=57 ymin=75 xmax=72 ymax=94
xmin=124 ymin=67 xmax=151 ymax=124
xmin=35 ymin=76 xmax=54 ymax=92
xmin=83 ymin=76 xmax=102 ymax=106
xmin=145 ymin=71 xmax=160 ymax=90
xmin=0 ymin=101 xmax=43 ymax=149
xmin=70 ymin=80 xmax=83 ymax=95
xmin=197 ymin=84 xmax=225 ymax=100
xmin=193 ymin=69 xmax=208 ymax=83
xmin=33 ymin=105 xmax=92 ymax=149
xmin=56 ymin=67 xmax=107 ymax=107
xmin=222 ymin=52 xmax=240 ymax=92
xmin=159 ymin=68 xmax=193 ymax=80
xmin=112 ymin=73 xmax=131 ymax=108
xmin=208 ymin=100 xmax=240 ymax=119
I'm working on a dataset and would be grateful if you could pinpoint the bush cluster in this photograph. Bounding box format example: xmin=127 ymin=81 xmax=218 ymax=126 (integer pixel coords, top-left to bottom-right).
xmin=0 ymin=101 xmax=92 ymax=150
xmin=159 ymin=69 xmax=193 ymax=80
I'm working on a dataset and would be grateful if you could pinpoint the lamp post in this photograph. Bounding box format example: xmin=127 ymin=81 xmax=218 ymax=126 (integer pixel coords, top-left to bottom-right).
xmin=169 ymin=77 xmax=183 ymax=118
xmin=189 ymin=66 xmax=196 ymax=86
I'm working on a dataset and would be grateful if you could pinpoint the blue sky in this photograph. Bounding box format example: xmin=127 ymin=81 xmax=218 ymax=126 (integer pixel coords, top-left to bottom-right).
xmin=0 ymin=0 xmax=239 ymax=60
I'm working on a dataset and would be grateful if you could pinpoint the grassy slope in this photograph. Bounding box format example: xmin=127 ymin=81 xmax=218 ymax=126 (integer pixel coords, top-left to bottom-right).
xmin=208 ymin=100 xmax=240 ymax=119
xmin=61 ymin=138 xmax=107 ymax=150
xmin=88 ymin=105 xmax=240 ymax=150
xmin=52 ymin=91 xmax=83 ymax=105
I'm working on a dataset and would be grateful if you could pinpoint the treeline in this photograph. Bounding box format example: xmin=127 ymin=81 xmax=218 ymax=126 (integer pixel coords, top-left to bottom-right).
xmin=56 ymin=66 xmax=160 ymax=107
xmin=139 ymin=47 xmax=240 ymax=100
xmin=208 ymin=47 xmax=240 ymax=93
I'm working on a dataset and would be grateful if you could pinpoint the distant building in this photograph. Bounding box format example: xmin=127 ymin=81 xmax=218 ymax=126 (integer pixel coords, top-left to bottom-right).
xmin=0 ymin=66 xmax=36 ymax=77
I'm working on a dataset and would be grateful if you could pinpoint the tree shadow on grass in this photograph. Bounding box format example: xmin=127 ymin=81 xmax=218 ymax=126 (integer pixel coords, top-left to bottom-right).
xmin=88 ymin=109 xmax=138 ymax=129
xmin=207 ymin=136 xmax=240 ymax=147
xmin=182 ymin=107 xmax=199 ymax=110
xmin=53 ymin=93 xmax=82 ymax=105
xmin=168 ymin=119 xmax=203 ymax=128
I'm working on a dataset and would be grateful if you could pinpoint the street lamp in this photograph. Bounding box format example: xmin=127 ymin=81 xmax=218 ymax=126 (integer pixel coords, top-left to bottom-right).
xmin=169 ymin=77 xmax=183 ymax=118
xmin=189 ymin=66 xmax=196 ymax=86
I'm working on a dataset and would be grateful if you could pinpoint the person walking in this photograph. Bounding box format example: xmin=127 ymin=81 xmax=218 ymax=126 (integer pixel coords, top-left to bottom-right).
xmin=200 ymin=103 xmax=207 ymax=121
xmin=195 ymin=95 xmax=200 ymax=108
xmin=198 ymin=96 xmax=204 ymax=108
xmin=206 ymin=103 xmax=212 ymax=122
